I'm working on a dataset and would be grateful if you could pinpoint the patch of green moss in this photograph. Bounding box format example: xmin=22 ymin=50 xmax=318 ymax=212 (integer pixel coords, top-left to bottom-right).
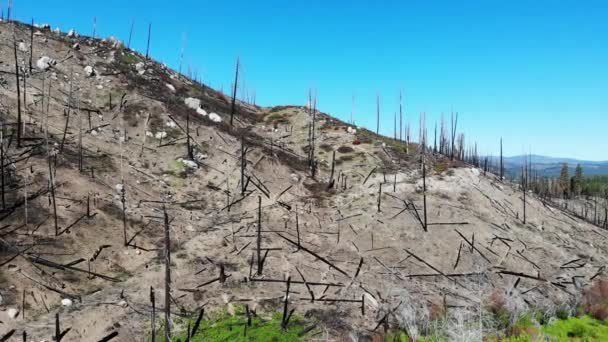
xmin=541 ymin=316 xmax=608 ymax=341
xmin=169 ymin=305 xmax=313 ymax=342
xmin=170 ymin=160 xmax=188 ymax=178
xmin=121 ymin=52 xmax=140 ymax=65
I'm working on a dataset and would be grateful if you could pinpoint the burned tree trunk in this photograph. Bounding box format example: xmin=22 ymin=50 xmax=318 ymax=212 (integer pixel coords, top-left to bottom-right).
xmin=186 ymin=110 xmax=193 ymax=160
xmin=399 ymin=91 xmax=403 ymax=142
xmin=376 ymin=94 xmax=380 ymax=135
xmin=377 ymin=182 xmax=382 ymax=212
xmin=450 ymin=112 xmax=458 ymax=161
xmin=127 ymin=20 xmax=135 ymax=49
xmin=423 ymin=161 xmax=428 ymax=232
xmin=121 ymin=186 xmax=128 ymax=246
xmin=60 ymin=68 xmax=74 ymax=153
xmin=48 ymin=153 xmax=58 ymax=236
xmin=500 ymin=138 xmax=504 ymax=181
xmin=150 ymin=287 xmax=156 ymax=342
xmin=241 ymin=137 xmax=246 ymax=195
xmin=522 ymin=164 xmax=527 ymax=224
xmin=1 ymin=137 xmax=5 ymax=210
xmin=13 ymin=38 xmax=22 ymax=148
xmin=328 ymin=150 xmax=336 ymax=189
xmin=145 ymin=23 xmax=152 ymax=60
xmin=163 ymin=206 xmax=171 ymax=340
xmin=257 ymin=196 xmax=263 ymax=275
xmin=230 ymin=57 xmax=240 ymax=126
xmin=29 ymin=18 xmax=34 ymax=73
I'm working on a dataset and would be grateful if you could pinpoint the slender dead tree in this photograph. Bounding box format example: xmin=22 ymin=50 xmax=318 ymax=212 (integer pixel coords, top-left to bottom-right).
xmin=163 ymin=206 xmax=171 ymax=341
xmin=399 ymin=91 xmax=403 ymax=142
xmin=257 ymin=196 xmax=263 ymax=275
xmin=145 ymin=23 xmax=152 ymax=60
xmin=522 ymin=163 xmax=527 ymax=224
xmin=150 ymin=287 xmax=156 ymax=342
xmin=281 ymin=276 xmax=292 ymax=331
xmin=29 ymin=18 xmax=34 ymax=73
xmin=13 ymin=38 xmax=22 ymax=147
xmin=433 ymin=122 xmax=437 ymax=154
xmin=178 ymin=32 xmax=186 ymax=77
xmin=500 ymin=138 xmax=504 ymax=180
xmin=121 ymin=185 xmax=128 ymax=246
xmin=0 ymin=132 xmax=4 ymax=210
xmin=351 ymin=93 xmax=355 ymax=125
xmin=240 ymin=137 xmax=246 ymax=195
xmin=230 ymin=57 xmax=240 ymax=126
xmin=310 ymin=94 xmax=317 ymax=178
xmin=186 ymin=110 xmax=193 ymax=160
xmin=423 ymin=161 xmax=428 ymax=232
xmin=377 ymin=182 xmax=382 ymax=212
xmin=127 ymin=20 xmax=135 ymax=49
xmin=60 ymin=68 xmax=74 ymax=153
xmin=328 ymin=150 xmax=336 ymax=189
xmin=393 ymin=112 xmax=397 ymax=140
xmin=450 ymin=111 xmax=458 ymax=161
xmin=376 ymin=93 xmax=380 ymax=135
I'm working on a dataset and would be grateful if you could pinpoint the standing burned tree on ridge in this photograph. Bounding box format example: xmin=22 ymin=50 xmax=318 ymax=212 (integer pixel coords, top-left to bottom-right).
xmin=230 ymin=57 xmax=240 ymax=126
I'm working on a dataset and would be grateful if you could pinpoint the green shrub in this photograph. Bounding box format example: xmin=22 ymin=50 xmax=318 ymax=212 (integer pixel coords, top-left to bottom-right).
xmin=541 ymin=316 xmax=608 ymax=340
xmin=169 ymin=305 xmax=312 ymax=342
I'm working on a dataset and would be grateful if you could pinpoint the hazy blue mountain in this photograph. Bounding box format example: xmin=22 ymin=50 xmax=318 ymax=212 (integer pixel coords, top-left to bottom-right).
xmin=501 ymin=155 xmax=608 ymax=177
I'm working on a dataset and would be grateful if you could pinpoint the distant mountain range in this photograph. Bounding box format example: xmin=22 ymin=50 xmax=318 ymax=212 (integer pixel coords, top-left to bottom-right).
xmin=501 ymin=155 xmax=608 ymax=178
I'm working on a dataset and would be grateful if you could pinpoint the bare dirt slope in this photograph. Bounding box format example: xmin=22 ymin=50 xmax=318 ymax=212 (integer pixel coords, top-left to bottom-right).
xmin=1 ymin=20 xmax=607 ymax=341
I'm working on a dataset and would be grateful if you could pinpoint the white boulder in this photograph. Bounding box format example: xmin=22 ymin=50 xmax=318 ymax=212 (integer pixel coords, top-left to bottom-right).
xmin=7 ymin=308 xmax=19 ymax=319
xmin=67 ymin=29 xmax=78 ymax=38
xmin=115 ymin=183 xmax=124 ymax=194
xmin=184 ymin=97 xmax=201 ymax=110
xmin=180 ymin=159 xmax=198 ymax=169
xmin=84 ymin=65 xmax=96 ymax=77
xmin=135 ymin=62 xmax=146 ymax=75
xmin=36 ymin=56 xmax=56 ymax=70
xmin=61 ymin=298 xmax=73 ymax=306
xmin=166 ymin=83 xmax=176 ymax=92
xmin=155 ymin=131 xmax=167 ymax=139
xmin=18 ymin=42 xmax=28 ymax=52
xmin=209 ymin=113 xmax=222 ymax=123
xmin=196 ymin=108 xmax=207 ymax=116
xmin=347 ymin=126 xmax=357 ymax=134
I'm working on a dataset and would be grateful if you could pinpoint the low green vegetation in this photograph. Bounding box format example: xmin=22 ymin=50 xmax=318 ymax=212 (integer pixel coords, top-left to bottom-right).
xmin=582 ymin=175 xmax=608 ymax=197
xmin=541 ymin=316 xmax=608 ymax=340
xmin=168 ymin=305 xmax=313 ymax=342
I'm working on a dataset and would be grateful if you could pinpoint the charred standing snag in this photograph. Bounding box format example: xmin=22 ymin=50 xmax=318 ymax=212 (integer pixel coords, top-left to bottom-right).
xmin=230 ymin=57 xmax=240 ymax=126
xmin=13 ymin=38 xmax=22 ymax=147
xmin=163 ymin=206 xmax=171 ymax=341
xmin=328 ymin=150 xmax=336 ymax=189
xmin=257 ymin=196 xmax=263 ymax=275
xmin=240 ymin=136 xmax=246 ymax=195
xmin=376 ymin=93 xmax=380 ymax=135
xmin=150 ymin=287 xmax=156 ymax=342
xmin=127 ymin=20 xmax=135 ymax=49
xmin=422 ymin=161 xmax=428 ymax=232
xmin=281 ymin=276 xmax=292 ymax=330
xmin=29 ymin=18 xmax=34 ymax=72
xmin=500 ymin=137 xmax=504 ymax=180
xmin=377 ymin=182 xmax=382 ymax=212
xmin=145 ymin=23 xmax=152 ymax=60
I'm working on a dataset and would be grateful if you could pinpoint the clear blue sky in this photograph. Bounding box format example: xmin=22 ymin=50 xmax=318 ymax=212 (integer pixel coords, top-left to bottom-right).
xmin=10 ymin=0 xmax=608 ymax=160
